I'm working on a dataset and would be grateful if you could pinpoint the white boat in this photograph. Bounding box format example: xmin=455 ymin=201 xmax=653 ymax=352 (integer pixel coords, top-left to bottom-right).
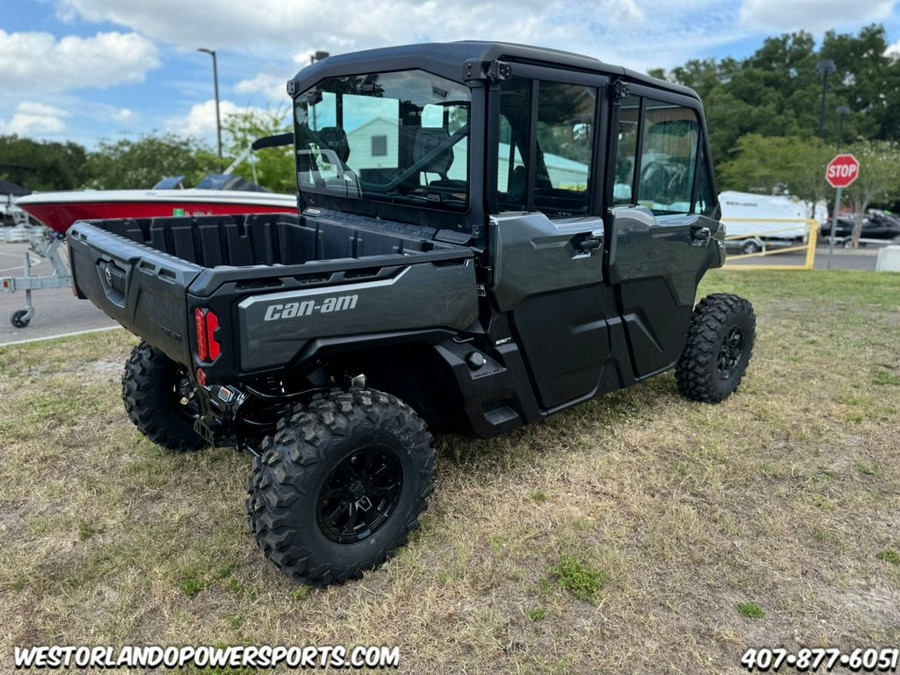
xmin=14 ymin=133 xmax=297 ymax=235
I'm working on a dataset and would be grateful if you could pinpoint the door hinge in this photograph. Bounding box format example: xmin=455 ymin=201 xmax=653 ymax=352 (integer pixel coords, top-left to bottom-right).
xmin=463 ymin=59 xmax=513 ymax=83
xmin=612 ymin=79 xmax=631 ymax=102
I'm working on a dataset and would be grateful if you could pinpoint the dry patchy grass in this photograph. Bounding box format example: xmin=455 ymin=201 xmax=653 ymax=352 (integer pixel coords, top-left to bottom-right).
xmin=0 ymin=269 xmax=898 ymax=674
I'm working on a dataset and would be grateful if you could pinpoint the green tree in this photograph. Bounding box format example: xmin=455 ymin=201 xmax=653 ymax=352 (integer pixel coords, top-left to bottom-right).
xmin=656 ymin=32 xmax=825 ymax=166
xmin=841 ymin=140 xmax=900 ymax=246
xmin=821 ymin=24 xmax=898 ymax=141
xmin=84 ymin=133 xmax=216 ymax=189
xmin=717 ymin=134 xmax=834 ymax=209
xmin=0 ymin=135 xmax=87 ymax=190
xmin=654 ymin=24 xmax=899 ymax=174
xmin=651 ymin=58 xmax=723 ymax=102
xmin=222 ymin=106 xmax=294 ymax=194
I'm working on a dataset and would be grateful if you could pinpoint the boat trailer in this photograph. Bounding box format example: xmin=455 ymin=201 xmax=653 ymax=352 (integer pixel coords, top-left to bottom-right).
xmin=1 ymin=228 xmax=72 ymax=328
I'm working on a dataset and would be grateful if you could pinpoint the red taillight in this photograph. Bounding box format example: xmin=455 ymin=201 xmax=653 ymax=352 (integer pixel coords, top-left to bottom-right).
xmin=196 ymin=367 xmax=207 ymax=387
xmin=194 ymin=308 xmax=208 ymax=361
xmin=193 ymin=308 xmax=220 ymax=363
xmin=206 ymin=311 xmax=220 ymax=360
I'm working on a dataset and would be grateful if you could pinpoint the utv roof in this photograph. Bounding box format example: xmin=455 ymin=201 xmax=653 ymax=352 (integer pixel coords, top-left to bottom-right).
xmin=288 ymin=40 xmax=699 ymax=101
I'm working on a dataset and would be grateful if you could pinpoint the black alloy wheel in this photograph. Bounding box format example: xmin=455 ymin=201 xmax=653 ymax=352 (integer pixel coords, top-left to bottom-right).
xmin=676 ymin=293 xmax=756 ymax=403
xmin=716 ymin=326 xmax=746 ymax=381
xmin=246 ymin=387 xmax=435 ymax=586
xmin=317 ymin=445 xmax=404 ymax=544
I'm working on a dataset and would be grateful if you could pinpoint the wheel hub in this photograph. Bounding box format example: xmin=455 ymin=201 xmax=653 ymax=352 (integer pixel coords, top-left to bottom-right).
xmin=348 ymin=480 xmax=366 ymax=501
xmin=316 ymin=446 xmax=403 ymax=544
xmin=717 ymin=327 xmax=744 ymax=380
xmin=347 ymin=480 xmax=372 ymax=511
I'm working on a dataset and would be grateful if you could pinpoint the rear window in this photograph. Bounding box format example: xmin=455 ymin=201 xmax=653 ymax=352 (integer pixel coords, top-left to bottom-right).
xmin=294 ymin=70 xmax=471 ymax=212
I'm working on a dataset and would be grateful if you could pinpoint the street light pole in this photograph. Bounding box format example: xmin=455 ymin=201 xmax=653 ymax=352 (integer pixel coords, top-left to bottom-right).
xmin=198 ymin=48 xmax=222 ymax=158
xmin=836 ymin=105 xmax=850 ymax=150
xmin=816 ymin=59 xmax=836 ymax=139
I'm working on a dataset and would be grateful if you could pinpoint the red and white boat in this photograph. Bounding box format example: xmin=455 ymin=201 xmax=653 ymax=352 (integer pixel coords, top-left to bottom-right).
xmin=3 ymin=134 xmax=297 ymax=328
xmin=14 ymin=180 xmax=297 ymax=234
xmin=14 ymin=133 xmax=297 ymax=235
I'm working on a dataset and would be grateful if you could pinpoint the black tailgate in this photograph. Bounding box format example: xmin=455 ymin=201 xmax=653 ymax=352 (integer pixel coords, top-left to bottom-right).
xmin=68 ymin=222 xmax=202 ymax=366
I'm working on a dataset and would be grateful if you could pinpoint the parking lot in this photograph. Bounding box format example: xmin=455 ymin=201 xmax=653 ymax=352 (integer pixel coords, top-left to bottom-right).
xmin=0 ymin=241 xmax=119 ymax=345
xmin=726 ymin=244 xmax=880 ymax=271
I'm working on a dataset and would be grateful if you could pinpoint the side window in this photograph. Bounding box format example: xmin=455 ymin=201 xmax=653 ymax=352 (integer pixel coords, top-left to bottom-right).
xmin=496 ymin=78 xmax=597 ymax=216
xmin=614 ymin=95 xmax=640 ymax=205
xmin=534 ymin=81 xmax=595 ymax=215
xmin=636 ymin=99 xmax=699 ymax=214
xmin=497 ymin=78 xmax=531 ymax=211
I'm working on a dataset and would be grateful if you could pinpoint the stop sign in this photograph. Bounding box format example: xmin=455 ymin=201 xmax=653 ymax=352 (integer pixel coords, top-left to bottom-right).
xmin=825 ymin=154 xmax=860 ymax=188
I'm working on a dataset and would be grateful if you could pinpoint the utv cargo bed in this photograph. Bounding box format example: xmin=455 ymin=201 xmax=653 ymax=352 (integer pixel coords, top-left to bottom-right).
xmin=68 ymin=211 xmax=477 ymax=377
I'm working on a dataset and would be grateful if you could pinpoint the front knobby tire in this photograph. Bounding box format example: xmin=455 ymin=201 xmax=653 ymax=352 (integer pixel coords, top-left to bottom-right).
xmin=246 ymin=388 xmax=435 ymax=586
xmin=676 ymin=293 xmax=756 ymax=404
xmin=121 ymin=341 xmax=207 ymax=451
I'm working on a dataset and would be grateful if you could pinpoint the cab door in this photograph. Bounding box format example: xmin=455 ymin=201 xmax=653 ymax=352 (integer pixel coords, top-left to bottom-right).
xmin=488 ymin=73 xmax=620 ymax=411
xmin=605 ymin=88 xmax=723 ymax=377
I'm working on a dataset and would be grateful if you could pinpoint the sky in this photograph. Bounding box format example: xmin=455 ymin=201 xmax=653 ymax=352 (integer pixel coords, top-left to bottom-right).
xmin=1 ymin=0 xmax=898 ymax=152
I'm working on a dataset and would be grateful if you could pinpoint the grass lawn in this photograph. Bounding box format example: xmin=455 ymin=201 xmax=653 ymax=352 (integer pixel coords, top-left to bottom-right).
xmin=0 ymin=269 xmax=898 ymax=673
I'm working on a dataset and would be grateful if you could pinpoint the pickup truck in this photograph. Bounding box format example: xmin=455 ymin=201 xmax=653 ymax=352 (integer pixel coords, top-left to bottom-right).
xmin=69 ymin=41 xmax=755 ymax=586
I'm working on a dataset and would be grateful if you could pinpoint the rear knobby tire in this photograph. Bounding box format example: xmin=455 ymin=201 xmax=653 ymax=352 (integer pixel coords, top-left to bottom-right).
xmin=121 ymin=341 xmax=207 ymax=451
xmin=246 ymin=388 xmax=435 ymax=586
xmin=676 ymin=293 xmax=756 ymax=403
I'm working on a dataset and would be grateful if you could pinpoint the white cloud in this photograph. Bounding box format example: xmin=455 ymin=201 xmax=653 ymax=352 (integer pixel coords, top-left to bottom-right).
xmin=888 ymin=39 xmax=900 ymax=57
xmin=111 ymin=108 xmax=135 ymax=122
xmin=610 ymin=0 xmax=646 ymax=25
xmin=0 ymin=30 xmax=160 ymax=93
xmin=234 ymin=72 xmax=288 ymax=101
xmin=164 ymin=98 xmax=296 ymax=151
xmin=53 ymin=0 xmax=654 ymax=62
xmin=0 ymin=101 xmax=69 ymax=135
xmin=739 ymin=0 xmax=897 ymax=33
xmin=15 ymin=0 xmax=893 ymax=151
xmin=166 ymin=99 xmax=236 ymax=138
xmin=51 ymin=0 xmax=742 ymax=76
xmin=164 ymin=98 xmax=279 ymax=142
xmin=56 ymin=0 xmax=353 ymax=57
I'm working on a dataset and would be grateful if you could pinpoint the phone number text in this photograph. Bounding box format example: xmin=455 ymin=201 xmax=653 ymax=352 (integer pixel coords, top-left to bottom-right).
xmin=741 ymin=647 xmax=898 ymax=672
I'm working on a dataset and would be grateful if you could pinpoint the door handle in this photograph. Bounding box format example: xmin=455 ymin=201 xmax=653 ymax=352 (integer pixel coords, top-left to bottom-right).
xmin=574 ymin=229 xmax=604 ymax=254
xmin=578 ymin=236 xmax=602 ymax=252
xmin=691 ymin=226 xmax=711 ymax=246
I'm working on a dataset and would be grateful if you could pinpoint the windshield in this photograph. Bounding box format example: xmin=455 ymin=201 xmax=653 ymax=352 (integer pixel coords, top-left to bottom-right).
xmin=195 ymin=174 xmax=271 ymax=192
xmin=293 ymin=70 xmax=470 ymax=212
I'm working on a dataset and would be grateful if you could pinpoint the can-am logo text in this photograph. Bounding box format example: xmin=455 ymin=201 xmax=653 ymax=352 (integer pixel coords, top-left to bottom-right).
xmin=263 ymin=295 xmax=358 ymax=321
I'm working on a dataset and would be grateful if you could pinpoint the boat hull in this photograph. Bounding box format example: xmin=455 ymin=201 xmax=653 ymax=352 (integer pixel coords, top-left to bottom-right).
xmin=15 ymin=189 xmax=298 ymax=234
